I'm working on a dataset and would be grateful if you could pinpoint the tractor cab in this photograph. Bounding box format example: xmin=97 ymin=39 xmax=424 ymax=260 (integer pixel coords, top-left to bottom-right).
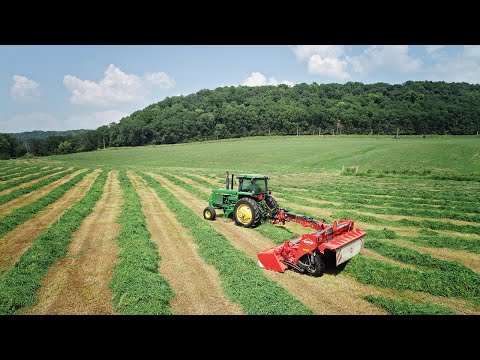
xmin=236 ymin=174 xmax=270 ymax=198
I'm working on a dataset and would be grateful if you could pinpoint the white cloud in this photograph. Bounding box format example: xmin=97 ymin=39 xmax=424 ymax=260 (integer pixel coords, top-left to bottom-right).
xmin=65 ymin=110 xmax=129 ymax=129
xmin=308 ymin=55 xmax=349 ymax=79
xmin=292 ymin=45 xmax=344 ymax=61
xmin=431 ymin=45 xmax=480 ymax=83
xmin=63 ymin=64 xmax=175 ymax=107
xmin=242 ymin=72 xmax=293 ymax=86
xmin=0 ymin=112 xmax=58 ymax=133
xmin=292 ymin=45 xmax=349 ymax=79
xmin=347 ymin=45 xmax=422 ymax=75
xmin=10 ymin=75 xmax=41 ymax=101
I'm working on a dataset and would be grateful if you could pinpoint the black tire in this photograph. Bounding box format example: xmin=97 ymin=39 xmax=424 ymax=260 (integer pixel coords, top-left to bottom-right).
xmin=203 ymin=206 xmax=216 ymax=221
xmin=233 ymin=197 xmax=261 ymax=228
xmin=298 ymin=252 xmax=326 ymax=277
xmin=265 ymin=195 xmax=278 ymax=210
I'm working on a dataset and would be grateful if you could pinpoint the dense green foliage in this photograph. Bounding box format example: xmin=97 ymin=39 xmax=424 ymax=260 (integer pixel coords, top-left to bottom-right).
xmin=0 ymin=133 xmax=27 ymax=159
xmin=0 ymin=171 xmax=107 ymax=314
xmin=7 ymin=81 xmax=480 ymax=157
xmin=7 ymin=130 xmax=86 ymax=143
xmin=109 ymin=171 xmax=174 ymax=315
xmin=0 ymin=170 xmax=90 ymax=239
xmin=364 ymin=295 xmax=457 ymax=315
xmin=140 ymin=172 xmax=313 ymax=314
xmin=101 ymin=81 xmax=480 ymax=147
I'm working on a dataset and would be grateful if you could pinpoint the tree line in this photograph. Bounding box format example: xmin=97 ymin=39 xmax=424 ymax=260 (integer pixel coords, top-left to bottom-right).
xmin=2 ymin=81 xmax=480 ymax=158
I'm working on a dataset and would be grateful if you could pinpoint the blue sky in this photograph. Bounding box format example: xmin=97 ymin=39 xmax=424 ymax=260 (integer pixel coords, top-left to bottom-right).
xmin=1 ymin=45 xmax=478 ymax=133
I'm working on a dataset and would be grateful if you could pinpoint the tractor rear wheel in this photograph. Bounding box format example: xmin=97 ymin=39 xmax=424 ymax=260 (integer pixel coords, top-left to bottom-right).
xmin=298 ymin=252 xmax=326 ymax=277
xmin=265 ymin=195 xmax=278 ymax=210
xmin=203 ymin=206 xmax=216 ymax=221
xmin=234 ymin=198 xmax=260 ymax=228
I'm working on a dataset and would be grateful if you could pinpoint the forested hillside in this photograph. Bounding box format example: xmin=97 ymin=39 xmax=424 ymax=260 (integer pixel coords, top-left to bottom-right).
xmin=3 ymin=81 xmax=480 ymax=158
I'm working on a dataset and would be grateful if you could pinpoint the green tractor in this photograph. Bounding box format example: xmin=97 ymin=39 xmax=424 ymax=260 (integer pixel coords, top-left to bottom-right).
xmin=203 ymin=171 xmax=279 ymax=227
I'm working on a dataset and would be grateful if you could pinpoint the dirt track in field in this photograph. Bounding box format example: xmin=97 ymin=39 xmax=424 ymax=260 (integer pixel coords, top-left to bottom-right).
xmin=0 ymin=169 xmax=80 ymax=217
xmin=151 ymin=173 xmax=385 ymax=315
xmin=0 ymin=170 xmax=99 ymax=277
xmin=23 ymin=171 xmax=121 ymax=315
xmin=128 ymin=172 xmax=243 ymax=315
xmin=0 ymin=167 xmax=65 ymax=196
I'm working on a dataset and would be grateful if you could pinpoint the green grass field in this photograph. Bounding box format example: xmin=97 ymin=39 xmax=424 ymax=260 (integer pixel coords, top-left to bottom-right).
xmin=46 ymin=135 xmax=480 ymax=177
xmin=0 ymin=135 xmax=479 ymax=315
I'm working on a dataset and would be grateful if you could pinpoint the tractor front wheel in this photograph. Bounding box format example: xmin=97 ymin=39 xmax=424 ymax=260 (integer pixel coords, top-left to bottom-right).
xmin=203 ymin=206 xmax=216 ymax=221
xmin=234 ymin=198 xmax=260 ymax=228
xmin=298 ymin=252 xmax=326 ymax=277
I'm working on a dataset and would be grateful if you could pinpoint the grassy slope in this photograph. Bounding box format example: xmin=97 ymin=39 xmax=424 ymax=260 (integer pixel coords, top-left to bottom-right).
xmin=45 ymin=135 xmax=479 ymax=176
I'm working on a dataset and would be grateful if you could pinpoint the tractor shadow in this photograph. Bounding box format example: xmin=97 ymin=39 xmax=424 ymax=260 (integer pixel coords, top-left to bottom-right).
xmin=323 ymin=256 xmax=349 ymax=276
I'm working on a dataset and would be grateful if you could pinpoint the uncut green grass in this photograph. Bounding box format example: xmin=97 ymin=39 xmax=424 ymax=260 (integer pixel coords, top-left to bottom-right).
xmin=0 ymin=171 xmax=107 ymax=314
xmin=0 ymin=170 xmax=90 ymax=239
xmin=46 ymin=136 xmax=479 ymax=176
xmin=0 ymin=168 xmax=78 ymax=206
xmin=364 ymin=295 xmax=457 ymax=315
xmin=140 ymin=172 xmax=313 ymax=315
xmin=109 ymin=171 xmax=174 ymax=315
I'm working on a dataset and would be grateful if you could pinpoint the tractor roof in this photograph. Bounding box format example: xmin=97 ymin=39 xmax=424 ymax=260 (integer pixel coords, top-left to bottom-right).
xmin=237 ymin=174 xmax=269 ymax=180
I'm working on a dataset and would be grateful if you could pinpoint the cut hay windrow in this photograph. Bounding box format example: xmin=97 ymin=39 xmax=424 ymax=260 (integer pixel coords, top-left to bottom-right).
xmin=0 ymin=168 xmax=77 ymax=206
xmin=0 ymin=167 xmax=67 ymax=192
xmin=109 ymin=171 xmax=174 ymax=315
xmin=332 ymin=210 xmax=480 ymax=236
xmin=179 ymin=173 xmax=218 ymax=189
xmin=367 ymin=227 xmax=480 ymax=255
xmin=0 ymin=171 xmax=107 ymax=315
xmin=275 ymin=189 xmax=480 ymax=223
xmin=344 ymin=255 xmax=480 ymax=305
xmin=365 ymin=239 xmax=480 ymax=277
xmin=0 ymin=169 xmax=91 ymax=239
xmin=140 ymin=172 xmax=313 ymax=315
xmin=364 ymin=295 xmax=457 ymax=315
xmin=0 ymin=166 xmax=46 ymax=181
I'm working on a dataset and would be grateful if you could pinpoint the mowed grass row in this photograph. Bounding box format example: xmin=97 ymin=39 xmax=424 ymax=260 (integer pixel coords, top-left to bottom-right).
xmin=275 ymin=189 xmax=480 ymax=223
xmin=0 ymin=167 xmax=67 ymax=192
xmin=109 ymin=171 xmax=174 ymax=315
xmin=282 ymin=181 xmax=480 ymax=204
xmin=367 ymin=227 xmax=480 ymax=254
xmin=0 ymin=165 xmax=46 ymax=181
xmin=0 ymin=171 xmax=107 ymax=314
xmin=0 ymin=168 xmax=78 ymax=206
xmin=344 ymin=255 xmax=480 ymax=306
xmin=363 ymin=295 xmax=457 ymax=315
xmin=0 ymin=169 xmax=90 ymax=239
xmin=175 ymin=173 xmax=466 ymax=314
xmin=282 ymin=184 xmax=480 ymax=213
xmin=178 ymin=173 xmax=480 ymax=307
xmin=140 ymin=172 xmax=313 ymax=315
xmin=330 ymin=209 xmax=480 ymax=236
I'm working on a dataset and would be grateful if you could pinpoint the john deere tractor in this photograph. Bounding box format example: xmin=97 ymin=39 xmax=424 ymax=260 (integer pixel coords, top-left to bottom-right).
xmin=203 ymin=171 xmax=279 ymax=227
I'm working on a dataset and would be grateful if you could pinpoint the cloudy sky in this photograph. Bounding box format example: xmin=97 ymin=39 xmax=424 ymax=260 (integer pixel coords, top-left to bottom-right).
xmin=1 ymin=45 xmax=478 ymax=133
